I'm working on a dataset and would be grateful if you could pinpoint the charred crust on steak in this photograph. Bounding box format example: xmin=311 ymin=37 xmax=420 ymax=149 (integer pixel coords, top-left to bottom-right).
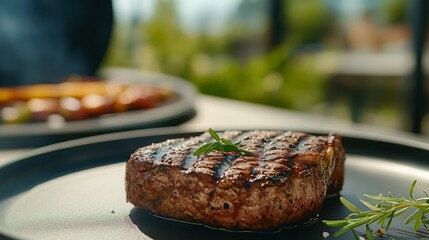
xmin=125 ymin=130 xmax=346 ymax=230
xmin=130 ymin=130 xmax=340 ymax=186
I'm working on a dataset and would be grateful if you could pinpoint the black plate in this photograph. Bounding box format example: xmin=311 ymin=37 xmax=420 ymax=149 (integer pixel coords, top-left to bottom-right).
xmin=0 ymin=69 xmax=197 ymax=149
xmin=0 ymin=128 xmax=428 ymax=240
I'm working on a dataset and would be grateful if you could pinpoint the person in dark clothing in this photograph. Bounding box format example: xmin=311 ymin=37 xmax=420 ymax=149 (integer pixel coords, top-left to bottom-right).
xmin=0 ymin=0 xmax=113 ymax=86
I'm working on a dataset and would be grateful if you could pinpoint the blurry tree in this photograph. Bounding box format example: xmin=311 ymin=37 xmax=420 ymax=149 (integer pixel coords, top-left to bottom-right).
xmin=102 ymin=24 xmax=130 ymax=67
xmin=139 ymin=0 xmax=191 ymax=75
xmin=191 ymin=44 xmax=326 ymax=110
xmin=103 ymin=0 xmax=328 ymax=112
xmin=382 ymin=0 xmax=407 ymax=25
xmin=286 ymin=0 xmax=330 ymax=44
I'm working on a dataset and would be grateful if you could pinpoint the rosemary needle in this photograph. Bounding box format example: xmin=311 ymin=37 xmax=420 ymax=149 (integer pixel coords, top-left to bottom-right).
xmin=323 ymin=180 xmax=429 ymax=239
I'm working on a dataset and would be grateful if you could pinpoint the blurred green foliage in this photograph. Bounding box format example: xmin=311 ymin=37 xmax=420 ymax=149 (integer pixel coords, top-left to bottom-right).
xmin=102 ymin=0 xmax=331 ymax=111
xmin=102 ymin=0 xmax=416 ymax=132
xmin=286 ymin=0 xmax=330 ymax=44
xmin=382 ymin=0 xmax=407 ymax=25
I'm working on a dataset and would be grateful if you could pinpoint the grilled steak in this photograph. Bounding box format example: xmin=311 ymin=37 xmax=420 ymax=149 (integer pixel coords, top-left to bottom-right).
xmin=125 ymin=130 xmax=345 ymax=230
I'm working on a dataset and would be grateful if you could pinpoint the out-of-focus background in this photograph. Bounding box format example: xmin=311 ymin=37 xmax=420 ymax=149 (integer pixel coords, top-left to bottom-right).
xmin=100 ymin=0 xmax=428 ymax=135
xmin=0 ymin=0 xmax=428 ymax=136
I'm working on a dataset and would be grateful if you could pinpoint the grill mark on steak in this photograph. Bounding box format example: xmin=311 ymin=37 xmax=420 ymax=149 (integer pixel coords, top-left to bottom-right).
xmin=260 ymin=131 xmax=296 ymax=162
xmin=165 ymin=130 xmax=331 ymax=183
xmin=135 ymin=131 xmax=336 ymax=184
xmin=214 ymin=154 xmax=239 ymax=179
xmin=179 ymin=131 xmax=243 ymax=171
xmin=199 ymin=130 xmax=284 ymax=181
xmin=218 ymin=131 xmax=313 ymax=184
xmin=212 ymin=131 xmax=261 ymax=179
xmin=152 ymin=139 xmax=183 ymax=162
xmin=250 ymin=132 xmax=297 ymax=183
xmin=152 ymin=133 xmax=213 ymax=167
xmin=183 ymin=131 xmax=243 ymax=175
xmin=291 ymin=134 xmax=326 ymax=157
xmin=227 ymin=131 xmax=286 ymax=183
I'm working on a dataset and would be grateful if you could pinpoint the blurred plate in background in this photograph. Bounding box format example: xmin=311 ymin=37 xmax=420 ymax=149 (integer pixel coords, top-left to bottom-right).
xmin=0 ymin=69 xmax=196 ymax=149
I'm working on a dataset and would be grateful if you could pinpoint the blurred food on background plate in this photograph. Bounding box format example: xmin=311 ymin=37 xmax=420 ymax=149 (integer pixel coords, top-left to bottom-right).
xmin=0 ymin=76 xmax=174 ymax=125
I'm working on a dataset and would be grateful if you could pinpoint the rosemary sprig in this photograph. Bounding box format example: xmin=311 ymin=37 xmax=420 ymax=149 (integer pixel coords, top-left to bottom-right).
xmin=193 ymin=128 xmax=252 ymax=156
xmin=323 ymin=180 xmax=429 ymax=239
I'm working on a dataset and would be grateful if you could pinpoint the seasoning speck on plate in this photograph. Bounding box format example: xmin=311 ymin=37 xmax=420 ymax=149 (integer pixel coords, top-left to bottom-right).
xmin=322 ymin=231 xmax=329 ymax=238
